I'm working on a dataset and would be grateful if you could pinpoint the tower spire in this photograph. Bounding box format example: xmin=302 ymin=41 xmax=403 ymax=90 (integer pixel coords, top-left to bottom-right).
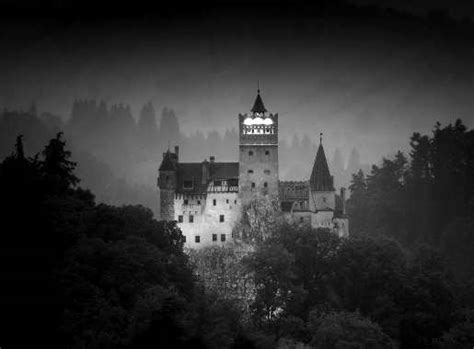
xmin=310 ymin=132 xmax=334 ymax=191
xmin=320 ymin=132 xmax=323 ymax=145
xmin=251 ymin=88 xmax=267 ymax=114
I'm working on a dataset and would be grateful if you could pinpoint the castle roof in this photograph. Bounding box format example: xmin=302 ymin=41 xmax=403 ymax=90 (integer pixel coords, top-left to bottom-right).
xmin=310 ymin=143 xmax=334 ymax=191
xmin=251 ymin=91 xmax=267 ymax=114
xmin=176 ymin=162 xmax=239 ymax=194
xmin=158 ymin=150 xmax=177 ymax=171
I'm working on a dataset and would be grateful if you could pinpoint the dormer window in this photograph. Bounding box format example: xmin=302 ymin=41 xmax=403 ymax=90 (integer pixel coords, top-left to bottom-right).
xmin=183 ymin=180 xmax=193 ymax=190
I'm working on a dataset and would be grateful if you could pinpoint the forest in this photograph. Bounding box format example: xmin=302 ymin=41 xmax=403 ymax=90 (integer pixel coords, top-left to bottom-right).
xmin=0 ymin=102 xmax=366 ymax=217
xmin=0 ymin=117 xmax=473 ymax=348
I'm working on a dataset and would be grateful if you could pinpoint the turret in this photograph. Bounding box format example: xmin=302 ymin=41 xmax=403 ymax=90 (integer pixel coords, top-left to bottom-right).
xmin=309 ymin=134 xmax=335 ymax=212
xmin=158 ymin=147 xmax=179 ymax=220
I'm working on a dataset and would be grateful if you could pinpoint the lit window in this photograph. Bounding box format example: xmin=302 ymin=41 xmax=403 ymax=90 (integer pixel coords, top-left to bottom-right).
xmin=221 ymin=234 xmax=226 ymax=242
xmin=249 ymin=151 xmax=254 ymax=156
xmin=195 ymin=236 xmax=200 ymax=243
xmin=248 ymin=169 xmax=254 ymax=174
xmin=178 ymin=215 xmax=183 ymax=223
xmin=213 ymin=199 xmax=216 ymax=206
xmin=251 ymin=182 xmax=256 ymax=188
xmin=220 ymin=215 xmax=225 ymax=223
xmin=189 ymin=215 xmax=194 ymax=223
xmin=212 ymin=234 xmax=217 ymax=242
xmin=265 ymin=150 xmax=270 ymax=155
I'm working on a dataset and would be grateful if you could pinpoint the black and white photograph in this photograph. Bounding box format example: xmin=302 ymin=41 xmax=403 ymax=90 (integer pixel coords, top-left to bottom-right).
xmin=1 ymin=0 xmax=474 ymax=347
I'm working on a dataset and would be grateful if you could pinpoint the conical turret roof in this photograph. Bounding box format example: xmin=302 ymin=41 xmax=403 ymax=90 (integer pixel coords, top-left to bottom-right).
xmin=310 ymin=142 xmax=334 ymax=191
xmin=159 ymin=150 xmax=177 ymax=171
xmin=251 ymin=90 xmax=267 ymax=114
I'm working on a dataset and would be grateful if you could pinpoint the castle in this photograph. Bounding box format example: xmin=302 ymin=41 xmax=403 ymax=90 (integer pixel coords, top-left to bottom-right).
xmin=157 ymin=91 xmax=349 ymax=248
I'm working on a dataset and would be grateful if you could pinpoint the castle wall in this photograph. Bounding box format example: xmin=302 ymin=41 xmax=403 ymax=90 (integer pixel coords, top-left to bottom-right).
xmin=160 ymin=189 xmax=175 ymax=221
xmin=311 ymin=211 xmax=335 ymax=229
xmin=174 ymin=192 xmax=241 ymax=249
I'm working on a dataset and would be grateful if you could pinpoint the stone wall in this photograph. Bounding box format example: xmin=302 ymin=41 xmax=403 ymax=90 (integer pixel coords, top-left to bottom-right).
xmin=174 ymin=192 xmax=241 ymax=249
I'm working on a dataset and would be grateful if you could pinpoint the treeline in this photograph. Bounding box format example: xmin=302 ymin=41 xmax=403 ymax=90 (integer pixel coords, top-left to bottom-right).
xmin=0 ymin=101 xmax=365 ymax=217
xmin=347 ymin=119 xmax=474 ymax=284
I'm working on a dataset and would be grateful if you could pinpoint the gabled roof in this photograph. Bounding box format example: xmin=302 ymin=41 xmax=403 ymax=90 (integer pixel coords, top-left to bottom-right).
xmin=310 ymin=143 xmax=334 ymax=191
xmin=251 ymin=91 xmax=267 ymax=114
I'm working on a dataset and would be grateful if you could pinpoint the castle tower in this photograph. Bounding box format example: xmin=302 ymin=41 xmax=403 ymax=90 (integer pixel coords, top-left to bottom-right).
xmin=309 ymin=134 xmax=336 ymax=223
xmin=238 ymin=90 xmax=279 ymax=203
xmin=158 ymin=146 xmax=179 ymax=220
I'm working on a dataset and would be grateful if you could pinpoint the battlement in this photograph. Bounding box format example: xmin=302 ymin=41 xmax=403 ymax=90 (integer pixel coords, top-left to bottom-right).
xmin=239 ymin=113 xmax=278 ymax=145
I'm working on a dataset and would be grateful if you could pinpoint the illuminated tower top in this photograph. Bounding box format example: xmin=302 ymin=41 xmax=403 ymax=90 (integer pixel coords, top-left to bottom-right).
xmin=239 ymin=90 xmax=278 ymax=146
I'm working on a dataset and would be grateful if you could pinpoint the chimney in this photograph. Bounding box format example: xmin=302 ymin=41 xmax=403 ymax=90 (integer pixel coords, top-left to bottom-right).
xmin=340 ymin=187 xmax=346 ymax=215
xmin=174 ymin=146 xmax=179 ymax=161
xmin=210 ymin=156 xmax=215 ymax=163
xmin=202 ymin=159 xmax=209 ymax=184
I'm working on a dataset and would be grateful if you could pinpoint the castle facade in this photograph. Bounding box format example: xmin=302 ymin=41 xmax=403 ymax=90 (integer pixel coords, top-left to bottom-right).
xmin=158 ymin=91 xmax=349 ymax=248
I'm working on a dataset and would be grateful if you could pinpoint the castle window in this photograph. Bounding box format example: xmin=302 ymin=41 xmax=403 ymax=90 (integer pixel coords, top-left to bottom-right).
xmin=323 ymin=197 xmax=327 ymax=203
xmin=264 ymin=169 xmax=270 ymax=175
xmin=264 ymin=182 xmax=268 ymax=188
xmin=195 ymin=236 xmax=200 ymax=243
xmin=265 ymin=150 xmax=270 ymax=155
xmin=197 ymin=200 xmax=201 ymax=205
xmin=178 ymin=215 xmax=183 ymax=223
xmin=251 ymin=182 xmax=256 ymax=188
xmin=189 ymin=215 xmax=194 ymax=223
xmin=214 ymin=180 xmax=222 ymax=186
xmin=234 ymin=200 xmax=237 ymax=204
xmin=249 ymin=151 xmax=254 ymax=156
xmin=248 ymin=169 xmax=254 ymax=174
xmin=166 ymin=175 xmax=170 ymax=181
xmin=221 ymin=234 xmax=226 ymax=242
xmin=184 ymin=199 xmax=188 ymax=205
xmin=300 ymin=217 xmax=304 ymax=223
xmin=220 ymin=215 xmax=225 ymax=223
xmin=226 ymin=199 xmax=229 ymax=204
xmin=183 ymin=180 xmax=193 ymax=189
xmin=212 ymin=234 xmax=217 ymax=242
xmin=213 ymin=199 xmax=216 ymax=206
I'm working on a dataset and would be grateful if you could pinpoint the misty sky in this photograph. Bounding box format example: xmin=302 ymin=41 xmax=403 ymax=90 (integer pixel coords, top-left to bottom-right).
xmin=1 ymin=2 xmax=474 ymax=165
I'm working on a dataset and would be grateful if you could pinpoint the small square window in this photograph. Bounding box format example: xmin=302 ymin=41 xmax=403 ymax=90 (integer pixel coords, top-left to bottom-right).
xmin=249 ymin=151 xmax=254 ymax=156
xmin=197 ymin=200 xmax=201 ymax=205
xmin=226 ymin=199 xmax=229 ymax=204
xmin=189 ymin=215 xmax=194 ymax=223
xmin=248 ymin=169 xmax=254 ymax=174
xmin=212 ymin=234 xmax=217 ymax=242
xmin=184 ymin=199 xmax=188 ymax=205
xmin=195 ymin=236 xmax=200 ymax=243
xmin=265 ymin=150 xmax=270 ymax=155
xmin=178 ymin=215 xmax=183 ymax=223
xmin=251 ymin=182 xmax=256 ymax=188
xmin=221 ymin=234 xmax=226 ymax=242
xmin=234 ymin=200 xmax=237 ymax=204
xmin=220 ymin=215 xmax=225 ymax=223
xmin=264 ymin=182 xmax=268 ymax=188
xmin=213 ymin=199 xmax=217 ymax=206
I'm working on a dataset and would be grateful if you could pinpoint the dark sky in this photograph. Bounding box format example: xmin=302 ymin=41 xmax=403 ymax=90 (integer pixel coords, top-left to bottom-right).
xmin=1 ymin=1 xmax=474 ymax=165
